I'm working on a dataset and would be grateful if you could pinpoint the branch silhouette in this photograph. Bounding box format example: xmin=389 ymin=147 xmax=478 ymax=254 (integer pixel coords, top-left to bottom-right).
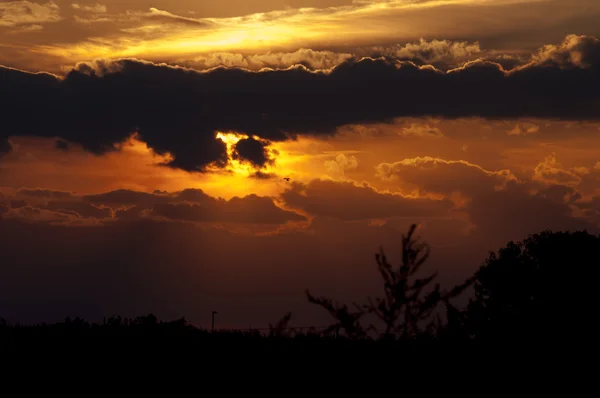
xmin=304 ymin=224 xmax=475 ymax=340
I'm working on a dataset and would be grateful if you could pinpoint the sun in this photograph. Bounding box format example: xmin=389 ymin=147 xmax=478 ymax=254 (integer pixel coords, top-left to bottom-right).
xmin=213 ymin=131 xmax=256 ymax=177
xmin=215 ymin=131 xmax=247 ymax=146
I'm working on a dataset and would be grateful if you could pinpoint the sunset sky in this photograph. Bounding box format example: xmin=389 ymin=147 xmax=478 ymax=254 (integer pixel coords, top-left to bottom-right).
xmin=1 ymin=0 xmax=599 ymax=329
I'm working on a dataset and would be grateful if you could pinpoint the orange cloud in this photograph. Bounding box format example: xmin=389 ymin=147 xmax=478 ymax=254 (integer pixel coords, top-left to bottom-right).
xmin=0 ymin=1 xmax=61 ymax=28
xmin=376 ymin=156 xmax=519 ymax=198
xmin=24 ymin=0 xmax=581 ymax=68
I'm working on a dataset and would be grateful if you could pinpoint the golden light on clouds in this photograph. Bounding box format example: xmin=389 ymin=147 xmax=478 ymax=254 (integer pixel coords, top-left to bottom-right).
xmin=201 ymin=132 xmax=334 ymax=199
xmin=26 ymin=0 xmax=547 ymax=66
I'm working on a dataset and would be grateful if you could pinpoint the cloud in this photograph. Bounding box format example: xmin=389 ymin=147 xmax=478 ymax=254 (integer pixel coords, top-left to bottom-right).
xmin=532 ymin=154 xmax=584 ymax=186
xmin=232 ymin=137 xmax=276 ymax=168
xmin=174 ymin=49 xmax=354 ymax=72
xmin=73 ymin=15 xmax=113 ymax=24
xmin=151 ymin=195 xmax=305 ymax=225
xmin=126 ymin=7 xmax=213 ymax=28
xmin=507 ymin=122 xmax=540 ymax=136
xmin=1 ymin=205 xmax=72 ymax=224
xmin=44 ymin=199 xmax=111 ymax=219
xmin=55 ymin=139 xmax=69 ymax=150
xmin=84 ymin=188 xmax=306 ymax=225
xmin=2 ymin=35 xmax=600 ymax=173
xmin=17 ymin=188 xmax=75 ymax=200
xmin=530 ymin=154 xmax=600 ymax=198
xmin=280 ymin=179 xmax=454 ymax=221
xmin=530 ymin=34 xmax=600 ymax=69
xmin=375 ymin=154 xmax=599 ymax=245
xmin=27 ymin=0 xmax=593 ymax=67
xmin=6 ymin=23 xmax=44 ymax=34
xmin=376 ymin=156 xmax=519 ymax=198
xmin=83 ymin=188 xmax=170 ymax=208
xmin=368 ymin=38 xmax=482 ymax=69
xmin=400 ymin=123 xmax=444 ymax=137
xmin=484 ymin=53 xmax=527 ymax=71
xmin=71 ymin=3 xmax=107 ymax=13
xmin=0 ymin=187 xmax=307 ymax=227
xmin=0 ymin=1 xmax=61 ymax=27
xmin=324 ymin=153 xmax=359 ymax=177
xmin=70 ymin=5 xmax=212 ymax=27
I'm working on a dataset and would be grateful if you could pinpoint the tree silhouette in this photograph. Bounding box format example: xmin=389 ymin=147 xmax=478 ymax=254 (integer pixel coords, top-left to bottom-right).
xmin=305 ymin=224 xmax=475 ymax=340
xmin=465 ymin=229 xmax=600 ymax=342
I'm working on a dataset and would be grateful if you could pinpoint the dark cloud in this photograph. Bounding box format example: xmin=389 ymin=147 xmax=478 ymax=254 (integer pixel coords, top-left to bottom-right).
xmin=83 ymin=189 xmax=171 ymax=208
xmin=250 ymin=171 xmax=276 ymax=180
xmin=3 ymin=187 xmax=307 ymax=226
xmin=18 ymin=188 xmax=74 ymax=200
xmin=232 ymin=137 xmax=275 ymax=168
xmin=1 ymin=35 xmax=599 ymax=172
xmin=55 ymin=139 xmax=69 ymax=150
xmin=10 ymin=199 xmax=28 ymax=209
xmin=536 ymin=184 xmax=582 ymax=205
xmin=152 ymin=195 xmax=305 ymax=224
xmin=0 ymin=137 xmax=12 ymax=156
xmin=484 ymin=53 xmax=529 ymax=70
xmin=531 ymin=34 xmax=600 ymax=68
xmin=281 ymin=179 xmax=454 ymax=221
xmin=44 ymin=200 xmax=111 ymax=219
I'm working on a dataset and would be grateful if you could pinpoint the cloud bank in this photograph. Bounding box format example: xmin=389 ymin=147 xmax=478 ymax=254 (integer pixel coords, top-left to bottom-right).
xmin=1 ymin=34 xmax=599 ymax=173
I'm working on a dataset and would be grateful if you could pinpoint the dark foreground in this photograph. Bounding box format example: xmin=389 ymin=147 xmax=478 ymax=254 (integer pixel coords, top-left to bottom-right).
xmin=2 ymin=227 xmax=597 ymax=361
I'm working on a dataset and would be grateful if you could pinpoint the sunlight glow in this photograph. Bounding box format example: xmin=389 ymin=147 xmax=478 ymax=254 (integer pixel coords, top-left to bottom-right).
xmin=28 ymin=0 xmax=521 ymax=65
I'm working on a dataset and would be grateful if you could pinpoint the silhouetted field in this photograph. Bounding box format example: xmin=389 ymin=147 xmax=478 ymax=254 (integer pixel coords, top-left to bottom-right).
xmin=1 ymin=225 xmax=598 ymax=352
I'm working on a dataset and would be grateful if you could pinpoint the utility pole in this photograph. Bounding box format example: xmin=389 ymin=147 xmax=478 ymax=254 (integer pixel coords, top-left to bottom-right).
xmin=211 ymin=311 xmax=217 ymax=333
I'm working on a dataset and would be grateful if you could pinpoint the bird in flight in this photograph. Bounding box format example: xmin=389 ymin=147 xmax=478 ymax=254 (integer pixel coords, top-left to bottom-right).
xmin=283 ymin=177 xmax=290 ymax=182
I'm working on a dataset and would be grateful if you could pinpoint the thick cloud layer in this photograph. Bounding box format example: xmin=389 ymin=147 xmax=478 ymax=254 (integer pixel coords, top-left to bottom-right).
xmin=0 ymin=187 xmax=305 ymax=226
xmin=1 ymin=35 xmax=599 ymax=173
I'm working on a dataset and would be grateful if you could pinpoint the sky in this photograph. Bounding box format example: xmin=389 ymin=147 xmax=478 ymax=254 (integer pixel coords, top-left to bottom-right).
xmin=1 ymin=0 xmax=599 ymax=329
